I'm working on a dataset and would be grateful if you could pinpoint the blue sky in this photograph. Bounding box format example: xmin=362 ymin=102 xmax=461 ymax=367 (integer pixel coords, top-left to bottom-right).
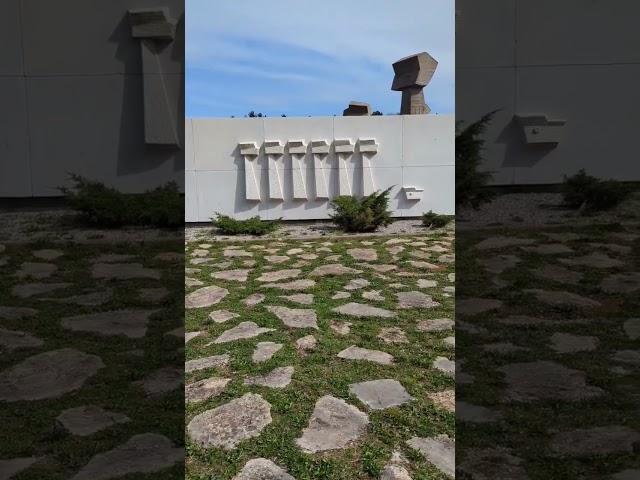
xmin=186 ymin=0 xmax=454 ymax=118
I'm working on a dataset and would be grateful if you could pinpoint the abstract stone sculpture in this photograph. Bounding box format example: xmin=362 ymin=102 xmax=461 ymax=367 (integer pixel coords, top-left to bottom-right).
xmin=128 ymin=8 xmax=179 ymax=146
xmin=343 ymin=101 xmax=371 ymax=116
xmin=392 ymin=52 xmax=437 ymax=115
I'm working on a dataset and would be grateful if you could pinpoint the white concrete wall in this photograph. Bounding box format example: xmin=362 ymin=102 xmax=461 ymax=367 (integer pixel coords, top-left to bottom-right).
xmin=186 ymin=115 xmax=454 ymax=222
xmin=0 ymin=0 xmax=184 ymax=197
xmin=456 ymin=0 xmax=640 ymax=185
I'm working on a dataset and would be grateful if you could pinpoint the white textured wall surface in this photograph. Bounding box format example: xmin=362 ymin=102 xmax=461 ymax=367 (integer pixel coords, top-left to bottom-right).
xmin=457 ymin=0 xmax=640 ymax=184
xmin=0 ymin=0 xmax=184 ymax=197
xmin=186 ymin=115 xmax=454 ymax=222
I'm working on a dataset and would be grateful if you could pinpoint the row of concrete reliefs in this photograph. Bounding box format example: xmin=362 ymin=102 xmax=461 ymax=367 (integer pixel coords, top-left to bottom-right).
xmin=128 ymin=8 xmax=180 ymax=147
xmin=238 ymin=139 xmax=379 ymax=201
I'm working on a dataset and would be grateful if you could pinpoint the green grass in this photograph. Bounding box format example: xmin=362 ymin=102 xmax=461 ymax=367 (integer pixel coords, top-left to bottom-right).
xmin=0 ymin=240 xmax=184 ymax=479
xmin=185 ymin=232 xmax=455 ymax=479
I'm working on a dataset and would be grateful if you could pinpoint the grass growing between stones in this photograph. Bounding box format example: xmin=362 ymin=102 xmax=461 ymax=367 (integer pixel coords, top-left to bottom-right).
xmin=456 ymin=223 xmax=640 ymax=479
xmin=185 ymin=230 xmax=455 ymax=479
xmin=0 ymin=240 xmax=184 ymax=479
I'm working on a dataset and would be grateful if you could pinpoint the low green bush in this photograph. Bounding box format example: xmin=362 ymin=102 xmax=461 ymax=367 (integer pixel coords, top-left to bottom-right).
xmin=562 ymin=169 xmax=631 ymax=212
xmin=211 ymin=213 xmax=280 ymax=235
xmin=422 ymin=210 xmax=453 ymax=229
xmin=59 ymin=174 xmax=183 ymax=228
xmin=329 ymin=187 xmax=393 ymax=232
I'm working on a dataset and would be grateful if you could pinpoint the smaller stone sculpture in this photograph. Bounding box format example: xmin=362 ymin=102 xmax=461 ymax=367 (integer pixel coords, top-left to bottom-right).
xmin=392 ymin=52 xmax=437 ymax=115
xmin=343 ymin=101 xmax=371 ymax=116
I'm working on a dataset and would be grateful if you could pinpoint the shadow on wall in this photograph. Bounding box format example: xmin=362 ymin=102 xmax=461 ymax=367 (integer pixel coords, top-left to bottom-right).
xmin=112 ymin=11 xmax=184 ymax=178
xmin=496 ymin=117 xmax=557 ymax=169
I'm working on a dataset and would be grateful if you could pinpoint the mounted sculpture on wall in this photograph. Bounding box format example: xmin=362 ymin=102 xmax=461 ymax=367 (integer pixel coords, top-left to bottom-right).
xmin=264 ymin=140 xmax=285 ymax=200
xmin=311 ymin=140 xmax=330 ymax=199
xmin=128 ymin=8 xmax=180 ymax=146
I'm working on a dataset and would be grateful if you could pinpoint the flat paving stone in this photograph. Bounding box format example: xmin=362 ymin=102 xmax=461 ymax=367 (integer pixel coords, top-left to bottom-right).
xmin=407 ymin=260 xmax=441 ymax=270
xmin=521 ymin=244 xmax=574 ymax=255
xmin=136 ymin=367 xmax=183 ymax=395
xmin=612 ymin=470 xmax=640 ymax=480
xmin=432 ymin=357 xmax=454 ymax=377
xmin=213 ymin=322 xmax=275 ymax=344
xmin=295 ymin=335 xmax=317 ymax=353
xmin=91 ymin=263 xmax=160 ymax=280
xmin=601 ymin=272 xmax=640 ymax=293
xmin=378 ymin=327 xmax=408 ymax=344
xmin=186 ymin=377 xmax=231 ymax=403
xmin=416 ymin=318 xmax=454 ymax=332
xmin=185 ymin=354 xmax=230 ymax=373
xmin=186 ymin=285 xmax=229 ymax=308
xmin=611 ymin=349 xmax=640 ymax=366
xmin=257 ymin=269 xmax=301 ymax=282
xmin=332 ymin=302 xmax=396 ymax=318
xmin=295 ymin=395 xmax=369 ymax=453
xmin=550 ymin=333 xmax=598 ymax=353
xmin=61 ymin=309 xmax=157 ymax=338
xmin=407 ymin=435 xmax=455 ymax=478
xmin=266 ymin=305 xmax=318 ymax=329
xmin=0 ymin=348 xmax=103 ymax=401
xmin=91 ymin=254 xmax=136 ymax=263
xmin=337 ymin=346 xmax=394 ymax=365
xmin=223 ymin=249 xmax=253 ymax=258
xmin=265 ymin=255 xmax=290 ymax=264
xmin=232 ymin=458 xmax=295 ymax=480
xmin=498 ymin=361 xmax=603 ymax=402
xmin=478 ymin=255 xmax=520 ymax=274
xmin=56 ymin=406 xmax=130 ymax=436
xmin=428 ymin=390 xmax=455 ymax=412
xmin=380 ymin=464 xmax=412 ymax=480
xmin=330 ymin=320 xmax=352 ymax=335
xmin=187 ymin=393 xmax=272 ymax=450
xmin=252 ymin=342 xmax=283 ymax=363
xmin=309 ymin=264 xmax=362 ymax=277
xmin=348 ymin=248 xmax=378 ymax=261
xmin=186 ymin=276 xmax=203 ymax=287
xmin=525 ymin=289 xmax=601 ymax=308
xmin=16 ymin=262 xmax=57 ymax=279
xmin=0 ymin=327 xmax=43 ymax=351
xmin=243 ymin=293 xmax=266 ymax=307
xmin=559 ymin=253 xmax=624 ymax=269
xmin=344 ymin=278 xmax=370 ymax=291
xmin=349 ymin=379 xmax=413 ymax=410
xmin=0 ymin=306 xmax=38 ymax=320
xmin=331 ymin=291 xmax=351 ymax=300
xmin=362 ymin=290 xmax=384 ymax=301
xmin=457 ymin=401 xmax=503 ymax=423
xmin=417 ymin=279 xmax=437 ymax=288
xmin=185 ymin=331 xmax=205 ymax=343
xmin=208 ymin=310 xmax=239 ymax=324
xmin=483 ymin=342 xmax=529 ymax=354
xmin=244 ymin=366 xmax=294 ymax=389
xmin=0 ymin=457 xmax=41 ymax=480
xmin=212 ymin=269 xmax=251 ymax=282
xmin=367 ymin=264 xmax=398 ymax=273
xmin=47 ymin=289 xmax=113 ymax=306
xmin=262 ymin=279 xmax=316 ymax=290
xmin=457 ymin=298 xmax=503 ymax=315
xmin=623 ymin=318 xmax=640 ymax=340
xmin=32 ymin=249 xmax=64 ymax=260
xmin=531 ymin=264 xmax=583 ymax=285
xmin=279 ymin=293 xmax=313 ymax=305
xmin=549 ymin=426 xmax=640 ymax=456
xmin=457 ymin=448 xmax=529 ymax=480
xmin=70 ymin=433 xmax=183 ymax=480
xmin=474 ymin=236 xmax=536 ymax=250
xmin=12 ymin=282 xmax=71 ymax=298
xmin=396 ymin=291 xmax=440 ymax=309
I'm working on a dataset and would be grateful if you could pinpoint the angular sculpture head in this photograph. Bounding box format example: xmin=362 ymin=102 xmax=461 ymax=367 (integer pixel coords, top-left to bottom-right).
xmin=391 ymin=52 xmax=437 ymax=114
